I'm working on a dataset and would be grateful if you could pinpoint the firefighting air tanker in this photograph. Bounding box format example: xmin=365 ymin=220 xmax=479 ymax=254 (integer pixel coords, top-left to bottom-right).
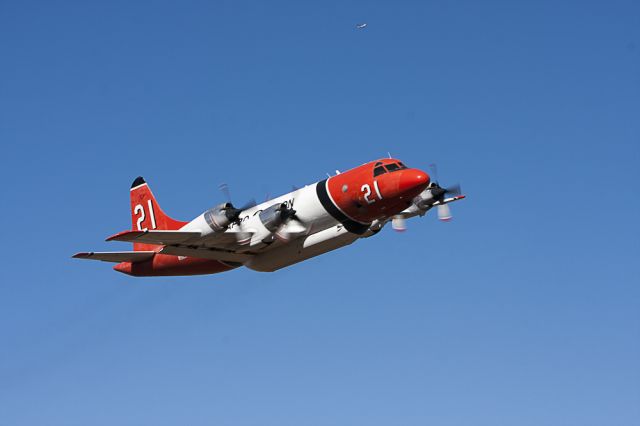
xmin=74 ymin=158 xmax=465 ymax=276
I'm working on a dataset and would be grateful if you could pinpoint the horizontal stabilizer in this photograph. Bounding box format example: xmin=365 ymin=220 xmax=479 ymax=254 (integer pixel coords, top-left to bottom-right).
xmin=73 ymin=251 xmax=155 ymax=263
xmin=106 ymin=230 xmax=201 ymax=246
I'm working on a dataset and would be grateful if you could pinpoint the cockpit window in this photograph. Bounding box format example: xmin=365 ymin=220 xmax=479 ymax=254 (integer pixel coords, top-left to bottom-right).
xmin=373 ymin=166 xmax=386 ymax=177
xmin=385 ymin=163 xmax=400 ymax=172
xmin=373 ymin=161 xmax=407 ymax=177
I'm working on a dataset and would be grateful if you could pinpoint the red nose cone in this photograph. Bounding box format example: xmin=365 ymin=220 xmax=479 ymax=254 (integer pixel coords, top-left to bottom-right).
xmin=398 ymin=169 xmax=430 ymax=194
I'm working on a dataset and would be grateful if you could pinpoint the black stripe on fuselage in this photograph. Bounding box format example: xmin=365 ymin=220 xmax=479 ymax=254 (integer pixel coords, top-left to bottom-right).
xmin=315 ymin=179 xmax=370 ymax=235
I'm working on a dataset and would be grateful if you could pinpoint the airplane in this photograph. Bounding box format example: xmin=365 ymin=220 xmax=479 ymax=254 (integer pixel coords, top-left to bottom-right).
xmin=73 ymin=158 xmax=465 ymax=277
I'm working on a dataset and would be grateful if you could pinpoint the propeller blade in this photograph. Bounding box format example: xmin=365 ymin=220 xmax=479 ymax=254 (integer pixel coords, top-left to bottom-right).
xmin=271 ymin=203 xmax=307 ymax=241
xmin=392 ymin=215 xmax=407 ymax=232
xmin=445 ymin=183 xmax=461 ymax=197
xmin=285 ymin=220 xmax=306 ymax=234
xmin=234 ymin=231 xmax=253 ymax=245
xmin=437 ymin=204 xmax=452 ymax=222
xmin=240 ymin=198 xmax=257 ymax=210
xmin=428 ymin=164 xmax=461 ymax=196
xmin=276 ymin=204 xmax=296 ymax=221
xmin=275 ymin=220 xmax=306 ymax=242
xmin=218 ymin=183 xmax=232 ymax=203
xmin=428 ymin=163 xmax=440 ymax=184
xmin=218 ymin=183 xmax=256 ymax=223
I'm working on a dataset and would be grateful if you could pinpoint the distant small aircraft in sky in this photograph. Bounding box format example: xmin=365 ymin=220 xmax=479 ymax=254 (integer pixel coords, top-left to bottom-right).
xmin=355 ymin=23 xmax=368 ymax=29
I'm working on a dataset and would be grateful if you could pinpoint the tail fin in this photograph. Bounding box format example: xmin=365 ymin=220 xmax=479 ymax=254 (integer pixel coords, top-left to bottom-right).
xmin=130 ymin=177 xmax=188 ymax=251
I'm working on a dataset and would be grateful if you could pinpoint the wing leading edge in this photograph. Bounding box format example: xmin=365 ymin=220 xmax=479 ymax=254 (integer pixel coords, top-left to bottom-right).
xmin=106 ymin=230 xmax=202 ymax=245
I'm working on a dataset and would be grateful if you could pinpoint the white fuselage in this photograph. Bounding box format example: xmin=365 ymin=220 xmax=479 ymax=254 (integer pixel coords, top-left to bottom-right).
xmin=181 ymin=181 xmax=361 ymax=272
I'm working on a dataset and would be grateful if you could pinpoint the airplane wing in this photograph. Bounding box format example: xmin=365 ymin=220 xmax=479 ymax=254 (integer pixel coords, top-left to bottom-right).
xmin=73 ymin=251 xmax=155 ymax=263
xmin=159 ymin=246 xmax=252 ymax=263
xmin=105 ymin=229 xmax=255 ymax=262
xmin=106 ymin=230 xmax=202 ymax=245
xmin=106 ymin=229 xmax=253 ymax=247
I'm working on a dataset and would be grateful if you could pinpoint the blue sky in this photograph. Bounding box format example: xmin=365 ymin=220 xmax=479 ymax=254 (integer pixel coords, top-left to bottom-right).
xmin=1 ymin=0 xmax=638 ymax=424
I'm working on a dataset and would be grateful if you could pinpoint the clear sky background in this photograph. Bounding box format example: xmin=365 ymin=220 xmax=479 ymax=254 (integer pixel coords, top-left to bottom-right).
xmin=1 ymin=1 xmax=639 ymax=425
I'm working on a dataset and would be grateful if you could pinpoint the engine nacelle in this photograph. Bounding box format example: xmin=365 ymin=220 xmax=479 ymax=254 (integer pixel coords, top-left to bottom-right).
xmin=412 ymin=189 xmax=438 ymax=210
xmin=203 ymin=203 xmax=233 ymax=232
xmin=361 ymin=219 xmax=386 ymax=238
xmin=258 ymin=203 xmax=288 ymax=233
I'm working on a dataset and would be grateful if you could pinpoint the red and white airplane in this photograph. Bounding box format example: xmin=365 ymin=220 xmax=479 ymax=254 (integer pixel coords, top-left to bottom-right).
xmin=74 ymin=158 xmax=465 ymax=276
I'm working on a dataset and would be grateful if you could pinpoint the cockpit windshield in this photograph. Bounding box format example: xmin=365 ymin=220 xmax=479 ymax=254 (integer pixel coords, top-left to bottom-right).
xmin=373 ymin=161 xmax=407 ymax=177
xmin=373 ymin=166 xmax=386 ymax=176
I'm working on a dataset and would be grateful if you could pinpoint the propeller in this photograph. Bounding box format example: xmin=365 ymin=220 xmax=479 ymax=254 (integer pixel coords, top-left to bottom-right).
xmin=273 ymin=203 xmax=306 ymax=241
xmin=218 ymin=184 xmax=257 ymax=245
xmin=428 ymin=182 xmax=461 ymax=200
xmin=428 ymin=164 xmax=461 ymax=195
xmin=276 ymin=203 xmax=298 ymax=222
xmin=428 ymin=163 xmax=462 ymax=222
xmin=218 ymin=183 xmax=257 ymax=224
xmin=391 ymin=163 xmax=462 ymax=232
xmin=219 ymin=183 xmax=233 ymax=204
xmin=257 ymin=201 xmax=307 ymax=242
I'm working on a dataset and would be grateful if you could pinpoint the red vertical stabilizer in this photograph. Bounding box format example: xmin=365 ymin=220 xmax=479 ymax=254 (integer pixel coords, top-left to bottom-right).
xmin=129 ymin=176 xmax=188 ymax=251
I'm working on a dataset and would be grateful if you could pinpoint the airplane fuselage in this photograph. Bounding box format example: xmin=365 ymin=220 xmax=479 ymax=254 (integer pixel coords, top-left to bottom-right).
xmin=79 ymin=158 xmax=450 ymax=277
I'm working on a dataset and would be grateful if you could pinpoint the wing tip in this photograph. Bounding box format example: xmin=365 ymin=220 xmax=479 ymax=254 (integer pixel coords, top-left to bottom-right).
xmin=72 ymin=252 xmax=92 ymax=259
